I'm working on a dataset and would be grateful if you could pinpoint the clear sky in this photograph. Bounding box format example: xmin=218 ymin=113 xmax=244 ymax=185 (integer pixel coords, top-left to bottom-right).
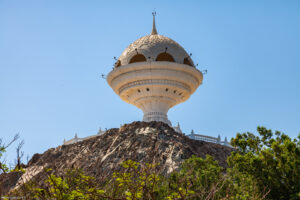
xmin=1 ymin=0 xmax=299 ymax=165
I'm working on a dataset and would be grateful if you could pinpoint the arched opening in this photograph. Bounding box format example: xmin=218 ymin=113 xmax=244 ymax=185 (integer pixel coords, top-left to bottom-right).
xmin=129 ymin=54 xmax=146 ymax=64
xmin=156 ymin=53 xmax=175 ymax=62
xmin=115 ymin=60 xmax=122 ymax=67
xmin=183 ymin=57 xmax=193 ymax=67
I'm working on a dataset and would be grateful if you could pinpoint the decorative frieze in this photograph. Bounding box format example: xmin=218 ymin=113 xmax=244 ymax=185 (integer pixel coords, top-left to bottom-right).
xmin=119 ymin=79 xmax=190 ymax=94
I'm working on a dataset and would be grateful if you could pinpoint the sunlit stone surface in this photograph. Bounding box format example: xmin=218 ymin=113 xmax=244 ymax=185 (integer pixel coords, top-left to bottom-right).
xmin=107 ymin=14 xmax=203 ymax=126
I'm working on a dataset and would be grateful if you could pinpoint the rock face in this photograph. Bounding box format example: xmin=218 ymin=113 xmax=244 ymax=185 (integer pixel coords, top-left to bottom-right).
xmin=1 ymin=121 xmax=232 ymax=194
xmin=0 ymin=172 xmax=23 ymax=195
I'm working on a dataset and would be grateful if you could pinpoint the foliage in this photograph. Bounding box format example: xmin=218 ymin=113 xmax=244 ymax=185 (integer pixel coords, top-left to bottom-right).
xmin=16 ymin=168 xmax=105 ymax=200
xmin=229 ymin=126 xmax=300 ymax=200
xmin=109 ymin=160 xmax=166 ymax=199
xmin=0 ymin=145 xmax=9 ymax=174
xmin=4 ymin=126 xmax=299 ymax=200
xmin=12 ymin=158 xmax=265 ymax=200
xmin=168 ymin=155 xmax=266 ymax=200
xmin=168 ymin=155 xmax=223 ymax=199
xmin=0 ymin=134 xmax=20 ymax=174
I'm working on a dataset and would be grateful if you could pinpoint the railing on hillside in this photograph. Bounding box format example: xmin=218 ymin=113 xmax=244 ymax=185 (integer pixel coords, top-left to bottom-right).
xmin=62 ymin=124 xmax=232 ymax=148
xmin=186 ymin=130 xmax=231 ymax=147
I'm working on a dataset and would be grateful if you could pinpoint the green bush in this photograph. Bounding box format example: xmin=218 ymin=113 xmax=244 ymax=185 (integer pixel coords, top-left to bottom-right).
xmin=13 ymin=157 xmax=265 ymax=200
xmin=229 ymin=127 xmax=300 ymax=200
xmin=6 ymin=127 xmax=300 ymax=200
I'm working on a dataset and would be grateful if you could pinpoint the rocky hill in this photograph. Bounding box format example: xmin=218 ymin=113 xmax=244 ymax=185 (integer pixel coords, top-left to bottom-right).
xmin=1 ymin=121 xmax=233 ymax=194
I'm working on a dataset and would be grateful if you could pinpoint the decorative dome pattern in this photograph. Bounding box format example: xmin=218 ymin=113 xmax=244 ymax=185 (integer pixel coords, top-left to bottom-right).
xmin=116 ymin=34 xmax=195 ymax=67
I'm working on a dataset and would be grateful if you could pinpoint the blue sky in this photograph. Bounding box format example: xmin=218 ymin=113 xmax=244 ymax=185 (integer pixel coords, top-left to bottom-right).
xmin=1 ymin=0 xmax=299 ymax=165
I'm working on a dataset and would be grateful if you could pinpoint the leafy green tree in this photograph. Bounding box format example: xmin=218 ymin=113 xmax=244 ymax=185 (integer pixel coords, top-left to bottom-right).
xmin=168 ymin=155 xmax=223 ymax=199
xmin=169 ymin=155 xmax=265 ymax=200
xmin=19 ymin=168 xmax=105 ymax=200
xmin=229 ymin=127 xmax=300 ymax=200
xmin=108 ymin=160 xmax=166 ymax=199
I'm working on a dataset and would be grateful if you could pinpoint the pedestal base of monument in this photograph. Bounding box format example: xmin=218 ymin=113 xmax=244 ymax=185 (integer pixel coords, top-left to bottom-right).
xmin=143 ymin=111 xmax=171 ymax=126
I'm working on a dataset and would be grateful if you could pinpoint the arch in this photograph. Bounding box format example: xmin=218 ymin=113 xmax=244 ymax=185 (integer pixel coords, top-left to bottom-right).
xmin=129 ymin=54 xmax=146 ymax=64
xmin=183 ymin=57 xmax=193 ymax=67
xmin=115 ymin=60 xmax=122 ymax=68
xmin=156 ymin=53 xmax=175 ymax=62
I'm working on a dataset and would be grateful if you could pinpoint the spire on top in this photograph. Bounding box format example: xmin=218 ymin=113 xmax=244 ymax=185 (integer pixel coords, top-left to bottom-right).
xmin=151 ymin=11 xmax=158 ymax=35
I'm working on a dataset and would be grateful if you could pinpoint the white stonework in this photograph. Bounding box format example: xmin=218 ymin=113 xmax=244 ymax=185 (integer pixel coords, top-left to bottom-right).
xmin=63 ymin=129 xmax=106 ymax=145
xmin=107 ymin=14 xmax=203 ymax=126
xmin=107 ymin=62 xmax=202 ymax=126
xmin=187 ymin=130 xmax=232 ymax=147
xmin=63 ymin=124 xmax=183 ymax=145
xmin=62 ymin=125 xmax=232 ymax=147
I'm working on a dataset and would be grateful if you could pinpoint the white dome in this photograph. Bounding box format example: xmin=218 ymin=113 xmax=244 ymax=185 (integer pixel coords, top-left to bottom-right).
xmin=116 ymin=34 xmax=194 ymax=67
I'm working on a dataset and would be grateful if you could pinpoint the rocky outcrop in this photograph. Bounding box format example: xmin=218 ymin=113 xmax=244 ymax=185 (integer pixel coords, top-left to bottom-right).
xmin=0 ymin=171 xmax=23 ymax=195
xmin=1 ymin=121 xmax=233 ymax=194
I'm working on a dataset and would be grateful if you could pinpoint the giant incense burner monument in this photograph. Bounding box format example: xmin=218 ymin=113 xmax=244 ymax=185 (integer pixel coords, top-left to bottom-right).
xmin=107 ymin=13 xmax=203 ymax=126
xmin=0 ymin=14 xmax=233 ymax=197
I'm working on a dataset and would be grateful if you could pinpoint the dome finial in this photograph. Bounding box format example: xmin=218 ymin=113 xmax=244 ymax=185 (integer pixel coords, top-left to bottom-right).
xmin=151 ymin=11 xmax=158 ymax=35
